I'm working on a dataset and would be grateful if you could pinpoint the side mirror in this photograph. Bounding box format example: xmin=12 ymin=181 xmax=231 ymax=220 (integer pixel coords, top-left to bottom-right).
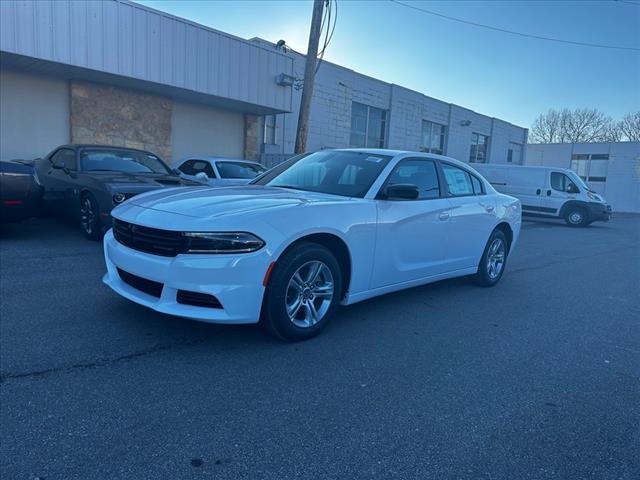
xmin=195 ymin=172 xmax=209 ymax=182
xmin=52 ymin=160 xmax=67 ymax=172
xmin=384 ymin=183 xmax=419 ymax=200
xmin=567 ymin=183 xmax=580 ymax=194
xmin=172 ymin=167 xmax=182 ymax=175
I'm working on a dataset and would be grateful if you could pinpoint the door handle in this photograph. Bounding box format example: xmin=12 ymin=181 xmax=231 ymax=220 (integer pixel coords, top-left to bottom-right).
xmin=438 ymin=212 xmax=450 ymax=221
xmin=536 ymin=189 xmax=541 ymax=195
xmin=546 ymin=190 xmax=551 ymax=196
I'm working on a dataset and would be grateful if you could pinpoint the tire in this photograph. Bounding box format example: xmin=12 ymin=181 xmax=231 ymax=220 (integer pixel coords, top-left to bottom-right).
xmin=79 ymin=193 xmax=102 ymax=241
xmin=474 ymin=229 xmax=508 ymax=287
xmin=564 ymin=207 xmax=589 ymax=227
xmin=262 ymin=242 xmax=343 ymax=341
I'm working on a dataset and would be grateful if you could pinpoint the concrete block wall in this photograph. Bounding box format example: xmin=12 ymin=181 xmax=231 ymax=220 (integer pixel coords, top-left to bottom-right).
xmin=250 ymin=38 xmax=527 ymax=166
xmin=446 ymin=106 xmax=489 ymax=162
xmin=388 ymin=86 xmax=450 ymax=152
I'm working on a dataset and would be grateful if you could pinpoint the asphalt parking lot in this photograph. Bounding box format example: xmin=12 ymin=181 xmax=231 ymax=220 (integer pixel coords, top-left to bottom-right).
xmin=1 ymin=215 xmax=639 ymax=480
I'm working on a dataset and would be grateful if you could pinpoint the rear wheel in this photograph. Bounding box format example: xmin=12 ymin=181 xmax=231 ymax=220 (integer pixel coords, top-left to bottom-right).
xmin=79 ymin=193 xmax=102 ymax=241
xmin=474 ymin=230 xmax=508 ymax=287
xmin=564 ymin=207 xmax=588 ymax=227
xmin=262 ymin=243 xmax=342 ymax=341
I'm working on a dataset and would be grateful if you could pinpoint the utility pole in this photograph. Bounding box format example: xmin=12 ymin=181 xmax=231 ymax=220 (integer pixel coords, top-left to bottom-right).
xmin=294 ymin=0 xmax=325 ymax=154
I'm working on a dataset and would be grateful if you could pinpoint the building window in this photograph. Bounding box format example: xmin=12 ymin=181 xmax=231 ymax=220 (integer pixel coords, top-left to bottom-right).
xmin=507 ymin=142 xmax=522 ymax=164
xmin=469 ymin=133 xmax=489 ymax=163
xmin=263 ymin=115 xmax=277 ymax=144
xmin=570 ymin=153 xmax=609 ymax=182
xmin=420 ymin=120 xmax=446 ymax=155
xmin=350 ymin=102 xmax=387 ymax=148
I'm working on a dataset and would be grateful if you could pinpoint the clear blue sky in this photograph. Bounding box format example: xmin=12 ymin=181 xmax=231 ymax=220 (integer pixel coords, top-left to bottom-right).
xmin=136 ymin=0 xmax=640 ymax=128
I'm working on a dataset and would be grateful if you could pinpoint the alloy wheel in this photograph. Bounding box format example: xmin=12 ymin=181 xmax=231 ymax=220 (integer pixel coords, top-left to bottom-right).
xmin=80 ymin=198 xmax=95 ymax=235
xmin=285 ymin=260 xmax=334 ymax=328
xmin=486 ymin=238 xmax=505 ymax=280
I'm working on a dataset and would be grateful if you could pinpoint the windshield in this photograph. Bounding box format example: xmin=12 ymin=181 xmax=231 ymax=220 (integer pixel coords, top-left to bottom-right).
xmin=252 ymin=150 xmax=393 ymax=198
xmin=80 ymin=149 xmax=172 ymax=174
xmin=215 ymin=161 xmax=267 ymax=179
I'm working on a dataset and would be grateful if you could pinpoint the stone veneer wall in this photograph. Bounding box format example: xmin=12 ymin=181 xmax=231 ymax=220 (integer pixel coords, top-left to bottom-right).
xmin=70 ymin=81 xmax=173 ymax=161
xmin=244 ymin=114 xmax=260 ymax=160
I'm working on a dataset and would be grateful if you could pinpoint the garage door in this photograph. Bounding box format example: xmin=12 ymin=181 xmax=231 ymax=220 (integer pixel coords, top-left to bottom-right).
xmin=0 ymin=68 xmax=70 ymax=161
xmin=171 ymin=100 xmax=244 ymax=162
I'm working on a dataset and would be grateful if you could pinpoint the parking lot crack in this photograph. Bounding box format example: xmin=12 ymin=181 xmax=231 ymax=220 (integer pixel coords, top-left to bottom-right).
xmin=0 ymin=339 xmax=206 ymax=384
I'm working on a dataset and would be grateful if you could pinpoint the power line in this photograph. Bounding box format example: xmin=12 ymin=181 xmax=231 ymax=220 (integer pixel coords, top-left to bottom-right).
xmin=389 ymin=0 xmax=640 ymax=52
xmin=613 ymin=0 xmax=640 ymax=6
xmin=316 ymin=0 xmax=338 ymax=74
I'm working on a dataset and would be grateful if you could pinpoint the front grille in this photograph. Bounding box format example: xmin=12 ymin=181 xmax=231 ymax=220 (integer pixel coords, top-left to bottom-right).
xmin=117 ymin=268 xmax=163 ymax=298
xmin=113 ymin=219 xmax=183 ymax=257
xmin=177 ymin=290 xmax=223 ymax=309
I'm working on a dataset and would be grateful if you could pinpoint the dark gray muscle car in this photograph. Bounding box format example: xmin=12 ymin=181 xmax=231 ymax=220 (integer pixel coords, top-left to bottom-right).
xmin=34 ymin=145 xmax=196 ymax=240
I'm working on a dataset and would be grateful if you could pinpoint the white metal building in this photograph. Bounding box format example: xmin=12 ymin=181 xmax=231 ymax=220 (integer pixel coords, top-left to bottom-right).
xmin=526 ymin=142 xmax=640 ymax=213
xmin=1 ymin=0 xmax=527 ymax=168
xmin=0 ymin=0 xmax=293 ymax=163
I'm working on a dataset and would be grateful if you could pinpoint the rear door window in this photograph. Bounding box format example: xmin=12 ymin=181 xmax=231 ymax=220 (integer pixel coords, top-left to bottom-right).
xmin=441 ymin=163 xmax=474 ymax=196
xmin=471 ymin=175 xmax=484 ymax=195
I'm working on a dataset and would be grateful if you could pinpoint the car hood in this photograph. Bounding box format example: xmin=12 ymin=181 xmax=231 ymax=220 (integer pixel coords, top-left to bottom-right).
xmin=83 ymin=171 xmax=188 ymax=190
xmin=126 ymin=185 xmax=354 ymax=219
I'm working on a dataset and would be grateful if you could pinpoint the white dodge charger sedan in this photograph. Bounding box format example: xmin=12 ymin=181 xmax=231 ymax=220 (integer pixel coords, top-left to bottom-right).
xmin=103 ymin=149 xmax=521 ymax=341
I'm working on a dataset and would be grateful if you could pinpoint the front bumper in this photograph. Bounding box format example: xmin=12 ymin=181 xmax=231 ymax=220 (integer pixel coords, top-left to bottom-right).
xmin=587 ymin=202 xmax=612 ymax=222
xmin=102 ymin=230 xmax=269 ymax=324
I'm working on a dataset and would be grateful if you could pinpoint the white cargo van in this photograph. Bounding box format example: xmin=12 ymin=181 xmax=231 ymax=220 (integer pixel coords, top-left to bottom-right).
xmin=472 ymin=164 xmax=611 ymax=226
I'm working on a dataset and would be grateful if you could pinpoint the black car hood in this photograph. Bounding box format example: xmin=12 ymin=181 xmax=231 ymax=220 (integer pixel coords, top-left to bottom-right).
xmin=83 ymin=171 xmax=192 ymax=190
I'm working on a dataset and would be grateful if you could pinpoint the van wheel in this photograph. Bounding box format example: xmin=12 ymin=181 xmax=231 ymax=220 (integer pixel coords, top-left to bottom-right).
xmin=564 ymin=207 xmax=588 ymax=227
xmin=262 ymin=242 xmax=342 ymax=341
xmin=474 ymin=230 xmax=507 ymax=287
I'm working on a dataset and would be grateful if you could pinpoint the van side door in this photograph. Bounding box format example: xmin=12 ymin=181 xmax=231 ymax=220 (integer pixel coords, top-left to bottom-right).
xmin=506 ymin=169 xmax=543 ymax=215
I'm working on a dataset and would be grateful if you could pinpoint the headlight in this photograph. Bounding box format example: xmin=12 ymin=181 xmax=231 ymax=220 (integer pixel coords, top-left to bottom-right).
xmin=182 ymin=232 xmax=265 ymax=254
xmin=587 ymin=192 xmax=602 ymax=202
xmin=113 ymin=193 xmax=127 ymax=204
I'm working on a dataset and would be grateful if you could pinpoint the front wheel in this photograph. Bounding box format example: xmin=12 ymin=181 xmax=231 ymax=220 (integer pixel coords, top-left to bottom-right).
xmin=474 ymin=230 xmax=508 ymax=287
xmin=262 ymin=242 xmax=343 ymax=341
xmin=564 ymin=207 xmax=588 ymax=227
xmin=79 ymin=193 xmax=102 ymax=241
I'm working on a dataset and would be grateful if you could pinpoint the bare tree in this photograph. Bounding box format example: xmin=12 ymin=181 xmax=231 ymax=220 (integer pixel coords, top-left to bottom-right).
xmin=529 ymin=108 xmax=617 ymax=143
xmin=530 ymin=109 xmax=562 ymax=143
xmin=617 ymin=112 xmax=640 ymax=141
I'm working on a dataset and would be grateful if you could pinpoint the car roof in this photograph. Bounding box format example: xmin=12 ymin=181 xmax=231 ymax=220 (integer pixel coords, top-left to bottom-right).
xmin=334 ymin=148 xmax=408 ymax=156
xmin=330 ymin=148 xmax=471 ymax=168
xmin=55 ymin=144 xmax=159 ymax=155
xmin=175 ymin=156 xmax=261 ymax=165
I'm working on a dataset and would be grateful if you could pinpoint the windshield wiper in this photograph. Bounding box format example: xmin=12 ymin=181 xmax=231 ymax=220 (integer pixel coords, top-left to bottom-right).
xmin=273 ymin=185 xmax=308 ymax=191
